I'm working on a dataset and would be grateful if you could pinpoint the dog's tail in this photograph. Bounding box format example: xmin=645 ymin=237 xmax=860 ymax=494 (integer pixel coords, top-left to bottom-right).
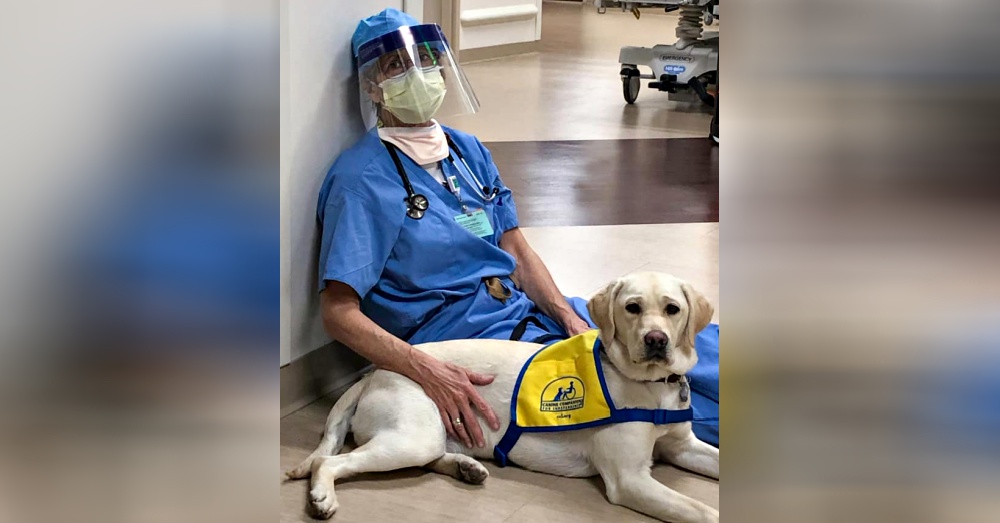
xmin=285 ymin=374 xmax=372 ymax=479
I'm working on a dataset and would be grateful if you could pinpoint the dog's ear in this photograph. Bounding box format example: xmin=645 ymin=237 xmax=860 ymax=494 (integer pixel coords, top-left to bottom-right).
xmin=681 ymin=282 xmax=714 ymax=352
xmin=588 ymin=279 xmax=622 ymax=344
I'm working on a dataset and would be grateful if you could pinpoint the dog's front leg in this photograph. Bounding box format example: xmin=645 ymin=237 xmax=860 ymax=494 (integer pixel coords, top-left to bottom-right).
xmin=655 ymin=429 xmax=719 ymax=480
xmin=592 ymin=428 xmax=718 ymax=523
xmin=600 ymin=468 xmax=719 ymax=523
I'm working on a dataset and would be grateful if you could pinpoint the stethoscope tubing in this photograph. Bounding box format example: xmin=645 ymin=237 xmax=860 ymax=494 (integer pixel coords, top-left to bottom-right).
xmin=383 ymin=132 xmax=499 ymax=219
xmin=444 ymin=133 xmax=499 ymax=203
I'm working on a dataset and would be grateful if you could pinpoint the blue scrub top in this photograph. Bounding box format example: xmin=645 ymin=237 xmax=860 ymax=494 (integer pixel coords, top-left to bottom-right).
xmin=317 ymin=125 xmax=563 ymax=344
xmin=316 ymin=125 xmax=719 ymax=446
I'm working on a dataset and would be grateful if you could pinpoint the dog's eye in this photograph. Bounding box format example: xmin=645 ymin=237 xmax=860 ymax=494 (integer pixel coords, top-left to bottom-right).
xmin=666 ymin=304 xmax=680 ymax=315
xmin=625 ymin=303 xmax=642 ymax=314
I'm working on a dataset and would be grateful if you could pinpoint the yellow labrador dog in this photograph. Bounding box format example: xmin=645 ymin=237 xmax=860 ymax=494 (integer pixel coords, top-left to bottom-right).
xmin=286 ymin=272 xmax=719 ymax=523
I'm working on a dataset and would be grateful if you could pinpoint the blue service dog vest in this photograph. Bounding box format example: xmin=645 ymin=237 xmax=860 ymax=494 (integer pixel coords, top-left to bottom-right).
xmin=493 ymin=329 xmax=694 ymax=467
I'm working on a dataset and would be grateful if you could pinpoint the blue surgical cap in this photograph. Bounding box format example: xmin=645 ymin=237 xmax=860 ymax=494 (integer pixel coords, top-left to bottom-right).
xmin=352 ymin=8 xmax=420 ymax=58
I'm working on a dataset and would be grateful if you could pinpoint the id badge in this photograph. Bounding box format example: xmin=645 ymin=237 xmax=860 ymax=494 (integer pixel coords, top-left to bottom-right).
xmin=454 ymin=208 xmax=494 ymax=238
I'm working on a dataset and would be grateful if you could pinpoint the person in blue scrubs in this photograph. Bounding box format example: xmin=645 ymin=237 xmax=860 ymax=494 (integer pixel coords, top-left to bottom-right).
xmin=317 ymin=8 xmax=719 ymax=450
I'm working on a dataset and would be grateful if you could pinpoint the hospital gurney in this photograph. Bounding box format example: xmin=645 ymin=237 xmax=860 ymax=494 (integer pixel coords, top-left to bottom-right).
xmin=595 ymin=1 xmax=718 ymax=109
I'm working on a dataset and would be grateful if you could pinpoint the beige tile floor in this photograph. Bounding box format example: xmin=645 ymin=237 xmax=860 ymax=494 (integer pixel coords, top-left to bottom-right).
xmin=440 ymin=1 xmax=718 ymax=142
xmin=280 ymin=223 xmax=719 ymax=522
xmin=522 ymin=223 xmax=719 ymax=323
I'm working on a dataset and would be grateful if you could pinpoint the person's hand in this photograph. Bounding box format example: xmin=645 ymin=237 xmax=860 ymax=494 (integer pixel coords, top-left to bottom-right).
xmin=410 ymin=352 xmax=501 ymax=449
xmin=562 ymin=314 xmax=592 ymax=337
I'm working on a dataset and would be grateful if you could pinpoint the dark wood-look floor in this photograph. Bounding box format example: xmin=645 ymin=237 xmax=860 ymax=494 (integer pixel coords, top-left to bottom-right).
xmin=486 ymin=138 xmax=718 ymax=227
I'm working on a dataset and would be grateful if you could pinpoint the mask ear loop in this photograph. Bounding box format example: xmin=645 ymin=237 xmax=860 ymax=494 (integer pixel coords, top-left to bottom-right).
xmin=361 ymin=64 xmax=385 ymax=127
xmin=366 ymin=83 xmax=382 ymax=128
xmin=367 ymin=76 xmax=392 ymax=128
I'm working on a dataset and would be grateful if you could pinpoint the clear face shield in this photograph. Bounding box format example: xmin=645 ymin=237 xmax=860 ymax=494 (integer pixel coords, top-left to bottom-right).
xmin=356 ymin=24 xmax=479 ymax=129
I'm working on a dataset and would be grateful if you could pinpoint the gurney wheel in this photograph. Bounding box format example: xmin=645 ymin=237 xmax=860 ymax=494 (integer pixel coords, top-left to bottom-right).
xmin=622 ymin=71 xmax=640 ymax=104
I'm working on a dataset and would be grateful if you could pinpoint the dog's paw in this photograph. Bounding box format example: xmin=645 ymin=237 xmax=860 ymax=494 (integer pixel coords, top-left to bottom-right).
xmin=286 ymin=457 xmax=315 ymax=480
xmin=308 ymin=486 xmax=338 ymax=519
xmin=457 ymin=459 xmax=489 ymax=485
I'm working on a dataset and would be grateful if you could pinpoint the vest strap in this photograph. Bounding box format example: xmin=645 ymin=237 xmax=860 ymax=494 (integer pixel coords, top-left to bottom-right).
xmin=493 ymin=426 xmax=523 ymax=467
xmin=492 ymin=407 xmax=693 ymax=467
xmin=509 ymin=316 xmax=546 ymax=342
xmin=612 ymin=407 xmax=694 ymax=425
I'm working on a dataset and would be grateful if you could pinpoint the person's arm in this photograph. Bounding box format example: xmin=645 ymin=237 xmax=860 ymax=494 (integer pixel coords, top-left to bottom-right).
xmin=499 ymin=227 xmax=591 ymax=336
xmin=320 ymin=281 xmax=501 ymax=448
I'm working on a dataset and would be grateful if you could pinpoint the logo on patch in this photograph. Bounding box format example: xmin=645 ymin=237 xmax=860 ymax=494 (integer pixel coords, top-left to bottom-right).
xmin=540 ymin=377 xmax=585 ymax=412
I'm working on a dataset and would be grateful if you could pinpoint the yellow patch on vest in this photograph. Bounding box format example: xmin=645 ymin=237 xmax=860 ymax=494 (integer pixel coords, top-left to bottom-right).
xmin=514 ymin=329 xmax=613 ymax=428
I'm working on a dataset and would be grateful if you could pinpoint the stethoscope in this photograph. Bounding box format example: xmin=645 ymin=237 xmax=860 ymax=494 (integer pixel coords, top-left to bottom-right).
xmin=382 ymin=132 xmax=500 ymax=220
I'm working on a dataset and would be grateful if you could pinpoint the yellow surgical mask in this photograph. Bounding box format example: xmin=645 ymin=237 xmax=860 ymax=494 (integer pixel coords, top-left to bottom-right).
xmin=379 ymin=67 xmax=447 ymax=124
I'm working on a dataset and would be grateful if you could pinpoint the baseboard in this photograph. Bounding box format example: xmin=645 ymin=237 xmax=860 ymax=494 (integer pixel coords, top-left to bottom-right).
xmin=459 ymin=40 xmax=539 ymax=64
xmin=280 ymin=340 xmax=372 ymax=418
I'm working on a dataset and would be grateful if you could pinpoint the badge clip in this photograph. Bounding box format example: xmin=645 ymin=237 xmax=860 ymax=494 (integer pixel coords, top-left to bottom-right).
xmin=485 ymin=277 xmax=511 ymax=304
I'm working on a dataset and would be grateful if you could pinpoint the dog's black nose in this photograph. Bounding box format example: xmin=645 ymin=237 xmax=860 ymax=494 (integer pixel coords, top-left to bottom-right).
xmin=644 ymin=330 xmax=669 ymax=357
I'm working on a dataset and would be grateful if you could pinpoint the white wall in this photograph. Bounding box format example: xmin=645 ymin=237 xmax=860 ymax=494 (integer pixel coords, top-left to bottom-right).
xmin=458 ymin=0 xmax=542 ymax=50
xmin=280 ymin=0 xmax=420 ymax=366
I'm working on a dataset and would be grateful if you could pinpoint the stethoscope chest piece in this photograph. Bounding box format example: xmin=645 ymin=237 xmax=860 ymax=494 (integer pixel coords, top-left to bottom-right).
xmin=406 ymin=193 xmax=429 ymax=220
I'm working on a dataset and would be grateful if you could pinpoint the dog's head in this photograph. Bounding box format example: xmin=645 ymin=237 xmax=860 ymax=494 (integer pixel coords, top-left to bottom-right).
xmin=587 ymin=272 xmax=713 ymax=381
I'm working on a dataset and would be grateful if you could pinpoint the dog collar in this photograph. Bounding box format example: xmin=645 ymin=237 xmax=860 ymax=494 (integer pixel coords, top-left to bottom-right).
xmin=662 ymin=374 xmax=690 ymax=403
